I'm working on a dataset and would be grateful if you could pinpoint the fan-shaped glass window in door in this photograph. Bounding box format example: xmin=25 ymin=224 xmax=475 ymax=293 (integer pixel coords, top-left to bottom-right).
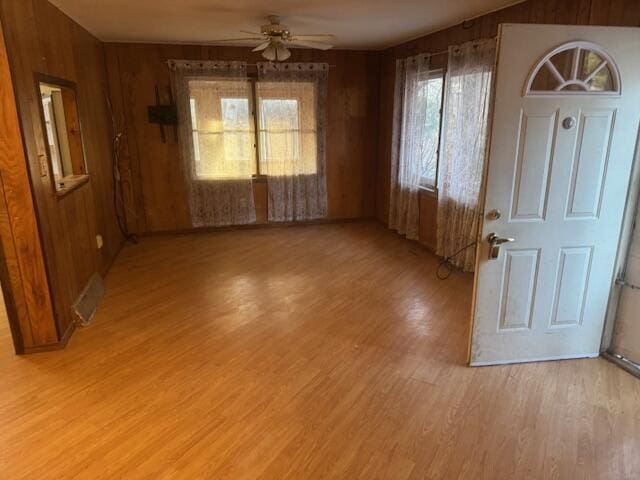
xmin=525 ymin=41 xmax=620 ymax=95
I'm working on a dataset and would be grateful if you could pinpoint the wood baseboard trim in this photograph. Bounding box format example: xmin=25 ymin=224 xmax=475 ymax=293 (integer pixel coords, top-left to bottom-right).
xmin=136 ymin=217 xmax=377 ymax=237
xmin=22 ymin=320 xmax=76 ymax=354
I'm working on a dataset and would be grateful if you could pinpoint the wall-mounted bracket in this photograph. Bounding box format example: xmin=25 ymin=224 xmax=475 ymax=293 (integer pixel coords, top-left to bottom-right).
xmin=147 ymin=85 xmax=177 ymax=143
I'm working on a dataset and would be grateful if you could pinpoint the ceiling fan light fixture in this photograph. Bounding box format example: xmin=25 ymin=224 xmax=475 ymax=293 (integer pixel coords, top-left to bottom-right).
xmin=276 ymin=44 xmax=291 ymax=61
xmin=215 ymin=16 xmax=334 ymax=60
xmin=262 ymin=44 xmax=277 ymax=61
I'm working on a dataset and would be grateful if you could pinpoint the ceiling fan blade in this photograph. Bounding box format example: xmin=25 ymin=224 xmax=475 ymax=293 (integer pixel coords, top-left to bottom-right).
xmin=288 ymin=39 xmax=333 ymax=51
xmin=212 ymin=37 xmax=265 ymax=42
xmin=240 ymin=30 xmax=265 ymax=36
xmin=252 ymin=41 xmax=272 ymax=52
xmin=291 ymin=34 xmax=336 ymax=41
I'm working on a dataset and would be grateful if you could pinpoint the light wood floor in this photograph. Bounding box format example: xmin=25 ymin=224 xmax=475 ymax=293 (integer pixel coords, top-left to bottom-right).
xmin=0 ymin=222 xmax=638 ymax=479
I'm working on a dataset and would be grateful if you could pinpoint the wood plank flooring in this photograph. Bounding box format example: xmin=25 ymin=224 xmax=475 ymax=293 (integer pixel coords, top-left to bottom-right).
xmin=0 ymin=222 xmax=638 ymax=479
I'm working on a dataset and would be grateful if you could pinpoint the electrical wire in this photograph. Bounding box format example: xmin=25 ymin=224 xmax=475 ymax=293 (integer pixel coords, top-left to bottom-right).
xmin=436 ymin=241 xmax=477 ymax=280
xmin=104 ymin=89 xmax=138 ymax=244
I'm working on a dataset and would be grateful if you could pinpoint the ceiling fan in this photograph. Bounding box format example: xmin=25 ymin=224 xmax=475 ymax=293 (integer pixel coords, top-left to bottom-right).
xmin=214 ymin=16 xmax=335 ymax=61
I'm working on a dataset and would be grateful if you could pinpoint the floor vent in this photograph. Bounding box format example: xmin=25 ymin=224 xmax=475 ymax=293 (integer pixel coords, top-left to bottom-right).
xmin=72 ymin=273 xmax=105 ymax=326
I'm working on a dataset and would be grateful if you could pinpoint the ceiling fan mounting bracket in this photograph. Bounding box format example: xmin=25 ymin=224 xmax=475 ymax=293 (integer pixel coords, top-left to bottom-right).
xmin=261 ymin=16 xmax=291 ymax=40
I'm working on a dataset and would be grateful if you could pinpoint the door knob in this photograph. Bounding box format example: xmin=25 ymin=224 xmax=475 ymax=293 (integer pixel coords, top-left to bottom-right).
xmin=487 ymin=233 xmax=515 ymax=259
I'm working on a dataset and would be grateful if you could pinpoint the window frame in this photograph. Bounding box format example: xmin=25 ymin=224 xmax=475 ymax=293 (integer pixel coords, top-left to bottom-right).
xmin=524 ymin=41 xmax=621 ymax=97
xmin=188 ymin=79 xmax=258 ymax=181
xmin=186 ymin=74 xmax=318 ymax=181
xmin=34 ymin=73 xmax=90 ymax=197
xmin=255 ymin=80 xmax=318 ymax=177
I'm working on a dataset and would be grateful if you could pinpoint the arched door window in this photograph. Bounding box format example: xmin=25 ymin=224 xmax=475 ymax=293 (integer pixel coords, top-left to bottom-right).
xmin=525 ymin=41 xmax=620 ymax=96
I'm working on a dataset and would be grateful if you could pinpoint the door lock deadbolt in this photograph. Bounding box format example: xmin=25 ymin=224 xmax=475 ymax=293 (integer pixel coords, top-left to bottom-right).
xmin=562 ymin=117 xmax=576 ymax=130
xmin=486 ymin=209 xmax=501 ymax=221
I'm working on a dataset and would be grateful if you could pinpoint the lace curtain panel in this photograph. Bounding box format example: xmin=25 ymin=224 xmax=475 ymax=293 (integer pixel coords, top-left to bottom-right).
xmin=169 ymin=60 xmax=256 ymax=227
xmin=389 ymin=53 xmax=433 ymax=240
xmin=436 ymin=39 xmax=496 ymax=272
xmin=256 ymin=62 xmax=328 ymax=222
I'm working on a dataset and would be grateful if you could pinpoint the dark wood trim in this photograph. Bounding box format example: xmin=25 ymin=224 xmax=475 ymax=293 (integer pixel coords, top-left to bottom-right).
xmin=33 ymin=72 xmax=89 ymax=197
xmin=138 ymin=217 xmax=376 ymax=238
xmin=22 ymin=320 xmax=76 ymax=354
xmin=0 ymin=219 xmax=25 ymax=354
xmin=0 ymin=18 xmax=58 ymax=349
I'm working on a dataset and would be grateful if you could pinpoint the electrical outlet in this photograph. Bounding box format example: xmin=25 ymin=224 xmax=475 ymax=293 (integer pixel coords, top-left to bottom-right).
xmin=96 ymin=234 xmax=104 ymax=249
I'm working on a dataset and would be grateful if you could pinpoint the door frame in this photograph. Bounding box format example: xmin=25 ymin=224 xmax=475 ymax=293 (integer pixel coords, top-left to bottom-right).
xmin=0 ymin=18 xmax=59 ymax=353
xmin=600 ymin=128 xmax=640 ymax=352
xmin=468 ymin=23 xmax=640 ymax=364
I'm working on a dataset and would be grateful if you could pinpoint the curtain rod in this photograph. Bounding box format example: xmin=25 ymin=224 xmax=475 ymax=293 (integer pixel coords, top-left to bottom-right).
xmin=168 ymin=59 xmax=335 ymax=68
xmin=245 ymin=63 xmax=336 ymax=68
xmin=409 ymin=38 xmax=496 ymax=58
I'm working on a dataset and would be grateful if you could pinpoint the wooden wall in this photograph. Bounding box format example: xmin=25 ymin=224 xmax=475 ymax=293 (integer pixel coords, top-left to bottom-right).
xmin=104 ymin=44 xmax=381 ymax=233
xmin=376 ymin=0 xmax=640 ymax=226
xmin=0 ymin=0 xmax=122 ymax=343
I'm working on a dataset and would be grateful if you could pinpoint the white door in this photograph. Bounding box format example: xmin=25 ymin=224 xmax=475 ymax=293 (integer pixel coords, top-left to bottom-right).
xmin=470 ymin=24 xmax=640 ymax=365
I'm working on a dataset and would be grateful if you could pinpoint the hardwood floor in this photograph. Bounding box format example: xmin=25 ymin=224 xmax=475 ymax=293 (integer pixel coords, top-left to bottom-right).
xmin=0 ymin=222 xmax=638 ymax=479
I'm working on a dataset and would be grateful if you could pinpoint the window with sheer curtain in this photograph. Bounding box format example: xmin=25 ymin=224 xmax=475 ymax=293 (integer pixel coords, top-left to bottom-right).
xmin=256 ymin=81 xmax=318 ymax=176
xmin=171 ymin=59 xmax=328 ymax=225
xmin=186 ymin=79 xmax=318 ymax=179
xmin=188 ymin=79 xmax=256 ymax=179
xmin=389 ymin=53 xmax=444 ymax=240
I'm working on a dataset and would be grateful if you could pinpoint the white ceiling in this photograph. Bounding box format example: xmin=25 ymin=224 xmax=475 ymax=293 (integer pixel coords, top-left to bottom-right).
xmin=49 ymin=0 xmax=521 ymax=50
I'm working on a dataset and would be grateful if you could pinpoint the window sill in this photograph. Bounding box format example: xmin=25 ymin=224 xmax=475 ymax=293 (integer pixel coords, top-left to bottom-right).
xmin=54 ymin=175 xmax=89 ymax=198
xmin=418 ymin=185 xmax=438 ymax=197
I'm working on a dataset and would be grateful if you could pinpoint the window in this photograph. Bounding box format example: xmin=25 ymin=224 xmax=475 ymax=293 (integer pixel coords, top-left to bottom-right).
xmin=187 ymin=78 xmax=317 ymax=179
xmin=188 ymin=80 xmax=256 ymax=179
xmin=417 ymin=70 xmax=444 ymax=188
xmin=37 ymin=76 xmax=88 ymax=194
xmin=526 ymin=41 xmax=620 ymax=95
xmin=257 ymin=82 xmax=317 ymax=176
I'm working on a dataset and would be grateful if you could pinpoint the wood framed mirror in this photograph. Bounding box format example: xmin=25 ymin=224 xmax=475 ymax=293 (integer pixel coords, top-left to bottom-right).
xmin=36 ymin=74 xmax=89 ymax=196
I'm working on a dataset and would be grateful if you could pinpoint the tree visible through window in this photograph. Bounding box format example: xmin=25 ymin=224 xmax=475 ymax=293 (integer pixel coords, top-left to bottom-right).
xmin=417 ymin=70 xmax=444 ymax=188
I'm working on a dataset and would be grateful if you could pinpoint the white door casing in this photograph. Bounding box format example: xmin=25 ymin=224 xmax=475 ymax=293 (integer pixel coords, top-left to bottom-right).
xmin=470 ymin=24 xmax=640 ymax=366
xmin=610 ymin=200 xmax=640 ymax=364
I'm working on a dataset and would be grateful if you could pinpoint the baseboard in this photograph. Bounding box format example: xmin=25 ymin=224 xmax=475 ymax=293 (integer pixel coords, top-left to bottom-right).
xmin=22 ymin=320 xmax=76 ymax=354
xmin=135 ymin=217 xmax=378 ymax=237
xmin=469 ymin=352 xmax=600 ymax=366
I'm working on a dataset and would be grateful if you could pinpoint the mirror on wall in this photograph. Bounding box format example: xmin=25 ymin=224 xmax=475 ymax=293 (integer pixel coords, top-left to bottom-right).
xmin=37 ymin=76 xmax=88 ymax=195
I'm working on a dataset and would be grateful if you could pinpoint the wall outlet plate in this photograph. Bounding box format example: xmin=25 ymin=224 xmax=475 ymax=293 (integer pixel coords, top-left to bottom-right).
xmin=96 ymin=234 xmax=103 ymax=249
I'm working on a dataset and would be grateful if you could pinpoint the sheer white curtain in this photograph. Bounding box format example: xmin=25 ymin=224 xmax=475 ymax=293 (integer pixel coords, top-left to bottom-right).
xmin=389 ymin=53 xmax=433 ymax=240
xmin=256 ymin=63 xmax=328 ymax=222
xmin=437 ymin=39 xmax=496 ymax=271
xmin=169 ymin=60 xmax=256 ymax=227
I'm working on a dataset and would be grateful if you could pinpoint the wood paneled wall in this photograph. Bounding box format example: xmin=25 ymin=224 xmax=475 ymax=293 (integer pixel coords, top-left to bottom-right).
xmin=376 ymin=0 xmax=640 ymax=224
xmin=0 ymin=0 xmax=122 ymax=346
xmin=104 ymin=44 xmax=380 ymax=233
